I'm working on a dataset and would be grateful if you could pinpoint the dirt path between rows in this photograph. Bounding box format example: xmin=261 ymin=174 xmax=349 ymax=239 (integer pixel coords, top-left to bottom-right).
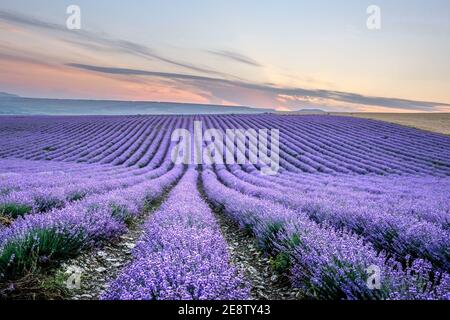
xmin=197 ymin=175 xmax=303 ymax=300
xmin=59 ymin=196 xmax=168 ymax=300
xmin=56 ymin=171 xmax=302 ymax=301
xmin=212 ymin=209 xmax=303 ymax=300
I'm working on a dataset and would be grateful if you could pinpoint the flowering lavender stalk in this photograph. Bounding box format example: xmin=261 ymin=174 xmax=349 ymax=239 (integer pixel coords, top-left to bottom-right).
xmin=103 ymin=168 xmax=249 ymax=300
xmin=1 ymin=114 xmax=449 ymax=300
xmin=201 ymin=169 xmax=449 ymax=300
xmin=215 ymin=167 xmax=450 ymax=271
xmin=0 ymin=166 xmax=183 ymax=281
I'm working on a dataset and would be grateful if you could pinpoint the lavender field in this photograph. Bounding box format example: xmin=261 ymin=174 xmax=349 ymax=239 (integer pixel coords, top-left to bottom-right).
xmin=0 ymin=114 xmax=449 ymax=300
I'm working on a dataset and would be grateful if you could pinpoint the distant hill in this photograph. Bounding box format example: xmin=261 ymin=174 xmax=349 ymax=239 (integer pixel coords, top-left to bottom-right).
xmin=0 ymin=94 xmax=274 ymax=115
xmin=0 ymin=92 xmax=20 ymax=98
xmin=296 ymin=108 xmax=327 ymax=114
xmin=277 ymin=108 xmax=328 ymax=115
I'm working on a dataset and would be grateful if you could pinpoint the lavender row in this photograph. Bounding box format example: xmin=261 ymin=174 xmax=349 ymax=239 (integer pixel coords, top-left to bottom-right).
xmin=0 ymin=117 xmax=184 ymax=217
xmin=207 ymin=115 xmax=450 ymax=229
xmin=0 ymin=165 xmax=184 ymax=281
xmin=259 ymin=170 xmax=450 ymax=228
xmin=1 ymin=115 xmax=449 ymax=175
xmin=0 ymin=117 xmax=140 ymax=160
xmin=201 ymin=169 xmax=449 ymax=300
xmin=216 ymin=167 xmax=449 ymax=271
xmin=0 ymin=158 xmax=176 ymax=218
xmin=209 ymin=115 xmax=450 ymax=175
xmin=103 ymin=168 xmax=248 ymax=300
xmin=0 ymin=116 xmax=183 ymax=168
xmin=261 ymin=116 xmax=449 ymax=175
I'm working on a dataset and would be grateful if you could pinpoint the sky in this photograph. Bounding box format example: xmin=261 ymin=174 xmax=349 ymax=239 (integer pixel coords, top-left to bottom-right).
xmin=0 ymin=0 xmax=449 ymax=112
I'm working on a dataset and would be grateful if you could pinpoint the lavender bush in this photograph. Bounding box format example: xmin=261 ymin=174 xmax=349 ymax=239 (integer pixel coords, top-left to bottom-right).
xmin=201 ymin=169 xmax=449 ymax=300
xmin=0 ymin=114 xmax=449 ymax=300
xmin=103 ymin=169 xmax=249 ymax=300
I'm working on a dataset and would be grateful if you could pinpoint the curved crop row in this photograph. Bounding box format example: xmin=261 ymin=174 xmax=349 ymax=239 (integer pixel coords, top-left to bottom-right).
xmin=103 ymin=168 xmax=248 ymax=300
xmin=0 ymin=165 xmax=184 ymax=281
xmin=201 ymin=169 xmax=449 ymax=300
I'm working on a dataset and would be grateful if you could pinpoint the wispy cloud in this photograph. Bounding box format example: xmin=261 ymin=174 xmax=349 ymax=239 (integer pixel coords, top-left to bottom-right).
xmin=67 ymin=63 xmax=450 ymax=111
xmin=66 ymin=63 xmax=229 ymax=82
xmin=0 ymin=10 xmax=228 ymax=77
xmin=206 ymin=50 xmax=262 ymax=67
xmin=2 ymin=9 xmax=450 ymax=112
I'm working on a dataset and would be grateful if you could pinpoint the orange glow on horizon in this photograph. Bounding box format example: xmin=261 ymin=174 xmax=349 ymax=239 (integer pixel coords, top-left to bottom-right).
xmin=0 ymin=59 xmax=213 ymax=104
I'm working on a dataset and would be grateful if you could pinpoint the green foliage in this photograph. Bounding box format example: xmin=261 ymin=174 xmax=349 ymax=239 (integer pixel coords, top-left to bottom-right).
xmin=270 ymin=252 xmax=291 ymax=274
xmin=0 ymin=203 xmax=33 ymax=218
xmin=286 ymin=233 xmax=301 ymax=248
xmin=40 ymin=270 xmax=72 ymax=297
xmin=269 ymin=233 xmax=301 ymax=274
xmin=0 ymin=227 xmax=86 ymax=281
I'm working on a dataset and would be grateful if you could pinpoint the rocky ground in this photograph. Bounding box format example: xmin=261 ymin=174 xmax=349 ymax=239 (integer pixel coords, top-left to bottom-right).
xmin=213 ymin=209 xmax=303 ymax=300
xmin=55 ymin=196 xmax=302 ymax=300
xmin=57 ymin=206 xmax=155 ymax=300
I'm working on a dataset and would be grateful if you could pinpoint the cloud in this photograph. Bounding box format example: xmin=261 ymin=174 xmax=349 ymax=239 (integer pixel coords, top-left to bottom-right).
xmin=66 ymin=63 xmax=231 ymax=83
xmin=2 ymin=10 xmax=449 ymax=112
xmin=67 ymin=63 xmax=450 ymax=111
xmin=0 ymin=10 xmax=227 ymax=77
xmin=0 ymin=10 xmax=62 ymax=31
xmin=207 ymin=50 xmax=262 ymax=67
